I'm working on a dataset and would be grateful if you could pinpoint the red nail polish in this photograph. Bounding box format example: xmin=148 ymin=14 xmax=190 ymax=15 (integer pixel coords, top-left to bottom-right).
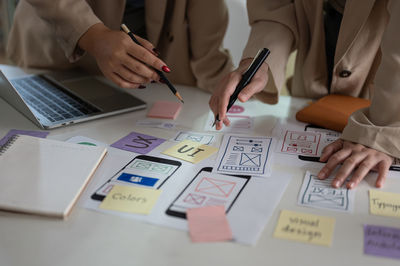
xmin=162 ymin=65 xmax=170 ymax=73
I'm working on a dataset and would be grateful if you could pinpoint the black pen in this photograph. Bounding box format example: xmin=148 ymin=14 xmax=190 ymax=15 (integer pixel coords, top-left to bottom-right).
xmin=213 ymin=48 xmax=270 ymax=126
xmin=121 ymin=24 xmax=184 ymax=103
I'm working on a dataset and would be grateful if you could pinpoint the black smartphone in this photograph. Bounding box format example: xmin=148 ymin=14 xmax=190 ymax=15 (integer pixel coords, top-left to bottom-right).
xmin=91 ymin=155 xmax=181 ymax=201
xmin=166 ymin=167 xmax=250 ymax=219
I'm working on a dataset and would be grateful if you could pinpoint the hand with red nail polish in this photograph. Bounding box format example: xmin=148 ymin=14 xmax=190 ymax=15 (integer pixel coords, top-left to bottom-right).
xmin=78 ymin=23 xmax=169 ymax=89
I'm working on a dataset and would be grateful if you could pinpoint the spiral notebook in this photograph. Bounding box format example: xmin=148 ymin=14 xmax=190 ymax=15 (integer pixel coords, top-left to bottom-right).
xmin=0 ymin=135 xmax=107 ymax=218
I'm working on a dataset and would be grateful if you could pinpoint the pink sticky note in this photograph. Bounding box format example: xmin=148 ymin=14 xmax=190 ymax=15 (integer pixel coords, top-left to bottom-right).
xmin=147 ymin=101 xmax=182 ymax=120
xmin=187 ymin=205 xmax=233 ymax=243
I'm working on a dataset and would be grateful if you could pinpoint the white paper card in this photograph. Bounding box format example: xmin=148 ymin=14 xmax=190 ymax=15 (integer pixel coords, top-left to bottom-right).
xmin=213 ymin=134 xmax=273 ymax=177
xmin=298 ymin=171 xmax=355 ymax=212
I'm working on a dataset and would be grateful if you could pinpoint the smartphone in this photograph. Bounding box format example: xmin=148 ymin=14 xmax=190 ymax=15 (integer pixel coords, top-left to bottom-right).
xmin=91 ymin=155 xmax=181 ymax=201
xmin=166 ymin=167 xmax=250 ymax=219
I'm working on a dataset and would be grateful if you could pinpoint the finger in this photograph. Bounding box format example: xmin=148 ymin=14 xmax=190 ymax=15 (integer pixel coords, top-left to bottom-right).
xmin=208 ymin=96 xmax=218 ymax=116
xmin=121 ymin=55 xmax=159 ymax=81
xmin=320 ymin=139 xmax=343 ymax=162
xmin=375 ymin=159 xmax=391 ymax=188
xmin=127 ymin=44 xmax=168 ymax=72
xmin=218 ymin=73 xmax=242 ymax=122
xmin=117 ymin=65 xmax=150 ymax=84
xmin=223 ymin=116 xmax=230 ymax=126
xmin=332 ymin=152 xmax=368 ymax=188
xmin=135 ymin=35 xmax=159 ymax=56
xmin=317 ymin=148 xmax=352 ymax=180
xmin=110 ymin=72 xmax=140 ymax=89
xmin=238 ymin=66 xmax=269 ymax=102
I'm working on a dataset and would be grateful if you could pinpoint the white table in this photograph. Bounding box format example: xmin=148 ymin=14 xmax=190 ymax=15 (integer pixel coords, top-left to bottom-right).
xmin=0 ymin=64 xmax=399 ymax=266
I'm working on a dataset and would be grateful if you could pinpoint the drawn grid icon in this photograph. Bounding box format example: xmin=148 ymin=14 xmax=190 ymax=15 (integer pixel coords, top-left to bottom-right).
xmin=233 ymin=146 xmax=244 ymax=151
xmin=251 ymin=147 xmax=263 ymax=152
xmin=131 ymin=161 xmax=152 ymax=170
xmin=195 ymin=177 xmax=236 ymax=198
xmin=183 ymin=193 xmax=206 ymax=205
xmin=239 ymin=153 xmax=261 ymax=167
xmin=187 ymin=135 xmax=203 ymax=142
xmin=303 ymin=175 xmax=349 ymax=210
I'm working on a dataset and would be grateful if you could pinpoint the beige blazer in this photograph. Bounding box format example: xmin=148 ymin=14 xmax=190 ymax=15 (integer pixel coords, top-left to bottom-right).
xmin=7 ymin=0 xmax=233 ymax=92
xmin=243 ymin=0 xmax=400 ymax=159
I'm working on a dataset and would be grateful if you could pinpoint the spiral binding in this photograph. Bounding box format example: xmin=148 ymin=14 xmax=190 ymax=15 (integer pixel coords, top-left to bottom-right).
xmin=0 ymin=135 xmax=20 ymax=156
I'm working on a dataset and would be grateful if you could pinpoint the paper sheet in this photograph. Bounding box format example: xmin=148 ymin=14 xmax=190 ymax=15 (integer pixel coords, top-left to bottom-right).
xmin=111 ymin=131 xmax=165 ymax=154
xmin=187 ymin=205 xmax=232 ymax=242
xmin=99 ymin=185 xmax=161 ymax=214
xmin=298 ymin=171 xmax=355 ymax=212
xmin=66 ymin=136 xmax=107 ymax=147
xmin=172 ymin=131 xmax=216 ymax=145
xmin=85 ymin=158 xmax=292 ymax=245
xmin=213 ymin=134 xmax=273 ymax=177
xmin=136 ymin=119 xmax=178 ymax=129
xmin=162 ymin=140 xmax=218 ymax=164
xmin=273 ymin=210 xmax=335 ymax=246
xmin=369 ymin=190 xmax=400 ymax=218
xmin=364 ymin=224 xmax=400 ymax=260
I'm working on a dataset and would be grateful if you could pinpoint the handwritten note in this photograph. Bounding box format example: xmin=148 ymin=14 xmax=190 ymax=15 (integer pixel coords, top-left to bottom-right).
xmin=273 ymin=210 xmax=335 ymax=246
xmin=187 ymin=205 xmax=232 ymax=242
xmin=162 ymin=140 xmax=218 ymax=164
xmin=111 ymin=131 xmax=165 ymax=154
xmin=369 ymin=190 xmax=400 ymax=218
xmin=99 ymin=185 xmax=161 ymax=214
xmin=298 ymin=171 xmax=355 ymax=212
xmin=364 ymin=224 xmax=400 ymax=260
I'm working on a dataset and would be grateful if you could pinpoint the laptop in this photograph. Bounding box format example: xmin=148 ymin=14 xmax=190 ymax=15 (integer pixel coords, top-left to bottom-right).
xmin=0 ymin=68 xmax=146 ymax=129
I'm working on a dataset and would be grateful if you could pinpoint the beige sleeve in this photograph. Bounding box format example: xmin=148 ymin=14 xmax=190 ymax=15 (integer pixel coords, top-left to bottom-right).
xmin=341 ymin=0 xmax=400 ymax=158
xmin=24 ymin=0 xmax=101 ymax=62
xmin=186 ymin=0 xmax=234 ymax=92
xmin=242 ymin=0 xmax=298 ymax=104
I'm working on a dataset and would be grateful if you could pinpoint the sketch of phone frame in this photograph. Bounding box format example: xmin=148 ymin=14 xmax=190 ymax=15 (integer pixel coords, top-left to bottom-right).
xmin=165 ymin=167 xmax=250 ymax=219
xmin=91 ymin=155 xmax=181 ymax=201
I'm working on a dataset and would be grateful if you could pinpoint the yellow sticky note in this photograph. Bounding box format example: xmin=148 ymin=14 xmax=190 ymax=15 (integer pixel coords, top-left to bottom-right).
xmin=162 ymin=140 xmax=218 ymax=164
xmin=273 ymin=210 xmax=335 ymax=246
xmin=99 ymin=185 xmax=161 ymax=214
xmin=369 ymin=190 xmax=400 ymax=218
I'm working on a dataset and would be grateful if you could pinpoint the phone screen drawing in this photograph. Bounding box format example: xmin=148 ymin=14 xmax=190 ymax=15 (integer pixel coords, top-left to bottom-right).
xmin=91 ymin=155 xmax=181 ymax=201
xmin=166 ymin=167 xmax=250 ymax=219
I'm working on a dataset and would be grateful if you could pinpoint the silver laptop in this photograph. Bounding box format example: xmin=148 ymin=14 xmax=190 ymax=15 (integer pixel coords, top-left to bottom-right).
xmin=0 ymin=70 xmax=146 ymax=129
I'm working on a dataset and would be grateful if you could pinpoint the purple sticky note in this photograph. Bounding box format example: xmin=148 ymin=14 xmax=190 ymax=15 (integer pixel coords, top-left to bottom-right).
xmin=364 ymin=224 xmax=400 ymax=260
xmin=0 ymin=129 xmax=49 ymax=146
xmin=110 ymin=131 xmax=165 ymax=154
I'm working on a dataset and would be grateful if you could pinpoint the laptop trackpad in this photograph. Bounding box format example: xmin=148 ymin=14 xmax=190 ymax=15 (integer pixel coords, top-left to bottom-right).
xmin=60 ymin=77 xmax=145 ymax=112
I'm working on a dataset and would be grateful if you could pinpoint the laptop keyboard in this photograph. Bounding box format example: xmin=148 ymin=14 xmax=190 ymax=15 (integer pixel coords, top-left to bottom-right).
xmin=11 ymin=76 xmax=99 ymax=122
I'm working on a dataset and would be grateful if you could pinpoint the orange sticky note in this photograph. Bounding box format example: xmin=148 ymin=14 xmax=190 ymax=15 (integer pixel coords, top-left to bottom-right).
xmin=187 ymin=205 xmax=233 ymax=242
xmin=147 ymin=101 xmax=182 ymax=120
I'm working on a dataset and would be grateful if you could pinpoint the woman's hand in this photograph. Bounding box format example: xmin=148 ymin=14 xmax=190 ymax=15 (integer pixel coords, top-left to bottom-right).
xmin=317 ymin=139 xmax=394 ymax=189
xmin=209 ymin=58 xmax=269 ymax=130
xmin=78 ymin=23 xmax=169 ymax=89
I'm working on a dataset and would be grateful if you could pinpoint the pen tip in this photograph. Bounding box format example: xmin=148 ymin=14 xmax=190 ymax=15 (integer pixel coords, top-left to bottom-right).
xmin=175 ymin=92 xmax=184 ymax=104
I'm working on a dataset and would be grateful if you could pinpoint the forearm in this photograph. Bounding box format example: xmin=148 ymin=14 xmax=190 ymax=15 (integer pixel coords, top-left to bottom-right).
xmin=24 ymin=0 xmax=101 ymax=61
